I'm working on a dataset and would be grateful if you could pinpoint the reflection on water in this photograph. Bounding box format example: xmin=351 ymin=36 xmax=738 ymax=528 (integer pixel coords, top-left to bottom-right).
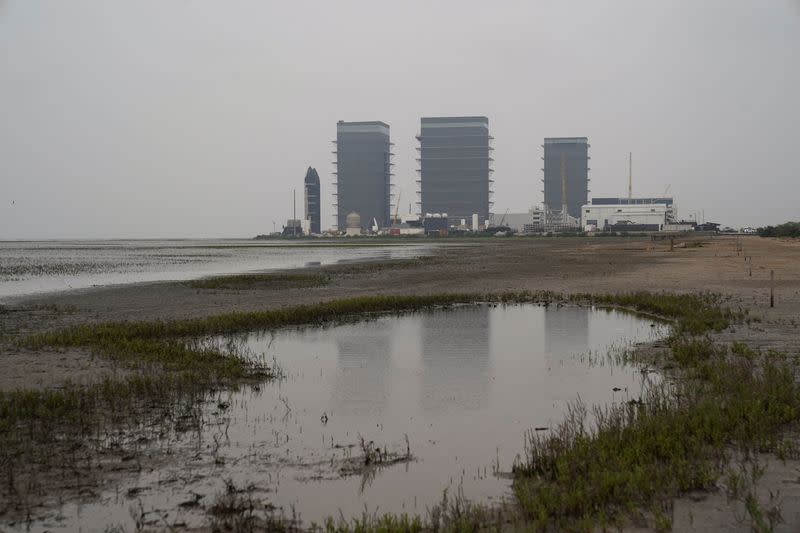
xmin=14 ymin=304 xmax=668 ymax=531
xmin=334 ymin=324 xmax=393 ymax=415
xmin=421 ymin=305 xmax=490 ymax=412
xmin=544 ymin=306 xmax=589 ymax=360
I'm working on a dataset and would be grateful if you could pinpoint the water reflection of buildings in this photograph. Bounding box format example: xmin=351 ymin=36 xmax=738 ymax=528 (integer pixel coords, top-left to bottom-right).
xmin=420 ymin=306 xmax=491 ymax=412
xmin=543 ymin=307 xmax=590 ymax=366
xmin=333 ymin=323 xmax=392 ymax=415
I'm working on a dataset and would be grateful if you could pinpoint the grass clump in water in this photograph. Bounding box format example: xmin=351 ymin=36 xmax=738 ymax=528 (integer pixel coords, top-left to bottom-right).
xmin=512 ymin=310 xmax=797 ymax=530
xmin=320 ymin=488 xmax=511 ymax=533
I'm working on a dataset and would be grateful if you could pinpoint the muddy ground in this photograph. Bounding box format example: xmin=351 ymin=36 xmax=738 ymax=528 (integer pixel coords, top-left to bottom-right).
xmin=2 ymin=234 xmax=800 ymax=530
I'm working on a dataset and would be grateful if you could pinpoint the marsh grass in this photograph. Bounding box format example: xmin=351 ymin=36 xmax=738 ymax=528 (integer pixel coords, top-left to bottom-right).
xmin=512 ymin=316 xmax=799 ymax=530
xmin=19 ymin=293 xmax=552 ymax=353
xmin=0 ymin=369 xmax=230 ymax=520
xmin=185 ymin=273 xmax=330 ymax=290
xmin=318 ymin=488 xmax=512 ymax=533
xmin=321 ymin=255 xmax=443 ymax=276
xmin=577 ymin=291 xmax=741 ymax=335
xmin=182 ymin=256 xmax=441 ymax=291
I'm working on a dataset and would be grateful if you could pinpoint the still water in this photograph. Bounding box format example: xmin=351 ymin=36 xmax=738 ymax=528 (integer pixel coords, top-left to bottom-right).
xmin=26 ymin=304 xmax=667 ymax=531
xmin=0 ymin=239 xmax=431 ymax=300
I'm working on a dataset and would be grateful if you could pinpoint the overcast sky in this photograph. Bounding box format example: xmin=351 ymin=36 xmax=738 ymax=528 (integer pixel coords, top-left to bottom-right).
xmin=1 ymin=0 xmax=798 ymax=239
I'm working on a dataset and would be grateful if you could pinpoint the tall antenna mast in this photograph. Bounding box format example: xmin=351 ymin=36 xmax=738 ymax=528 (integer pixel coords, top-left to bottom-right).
xmin=293 ymin=188 xmax=296 ymax=237
xmin=560 ymin=153 xmax=568 ymax=223
xmin=628 ymin=152 xmax=632 ymax=200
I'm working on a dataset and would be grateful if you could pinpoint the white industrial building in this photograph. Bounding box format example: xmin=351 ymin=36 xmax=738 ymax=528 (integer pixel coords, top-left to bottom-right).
xmin=581 ymin=197 xmax=676 ymax=232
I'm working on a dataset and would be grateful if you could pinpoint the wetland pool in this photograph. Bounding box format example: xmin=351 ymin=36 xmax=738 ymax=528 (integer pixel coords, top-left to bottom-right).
xmin=22 ymin=304 xmax=669 ymax=531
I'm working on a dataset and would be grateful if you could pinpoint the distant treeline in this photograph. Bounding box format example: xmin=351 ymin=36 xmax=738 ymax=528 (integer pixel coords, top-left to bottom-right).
xmin=757 ymin=221 xmax=800 ymax=238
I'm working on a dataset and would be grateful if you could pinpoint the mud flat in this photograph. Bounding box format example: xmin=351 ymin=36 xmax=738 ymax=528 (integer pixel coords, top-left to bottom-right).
xmin=2 ymin=235 xmax=800 ymax=531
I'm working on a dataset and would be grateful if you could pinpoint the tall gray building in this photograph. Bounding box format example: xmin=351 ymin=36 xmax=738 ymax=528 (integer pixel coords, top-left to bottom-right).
xmin=334 ymin=121 xmax=392 ymax=231
xmin=542 ymin=137 xmax=590 ymax=219
xmin=303 ymin=166 xmax=320 ymax=234
xmin=417 ymin=116 xmax=492 ymax=227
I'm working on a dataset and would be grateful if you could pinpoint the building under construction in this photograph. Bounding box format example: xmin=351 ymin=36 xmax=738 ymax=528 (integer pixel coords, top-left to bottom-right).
xmin=333 ymin=121 xmax=392 ymax=231
xmin=542 ymin=137 xmax=589 ymax=220
xmin=417 ymin=116 xmax=493 ymax=228
xmin=526 ymin=205 xmax=580 ymax=233
xmin=303 ymin=166 xmax=321 ymax=234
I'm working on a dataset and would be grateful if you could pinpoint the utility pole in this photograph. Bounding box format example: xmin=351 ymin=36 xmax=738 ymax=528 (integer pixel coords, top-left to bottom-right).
xmin=628 ymin=152 xmax=632 ymax=200
xmin=561 ymin=153 xmax=568 ymax=224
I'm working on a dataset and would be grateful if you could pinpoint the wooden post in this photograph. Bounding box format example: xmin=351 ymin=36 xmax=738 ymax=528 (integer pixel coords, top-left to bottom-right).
xmin=770 ymin=270 xmax=775 ymax=308
xmin=670 ymin=237 xmax=674 ymax=252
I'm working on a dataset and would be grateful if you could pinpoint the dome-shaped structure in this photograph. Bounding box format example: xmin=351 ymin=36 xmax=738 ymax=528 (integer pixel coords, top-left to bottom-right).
xmin=345 ymin=212 xmax=361 ymax=229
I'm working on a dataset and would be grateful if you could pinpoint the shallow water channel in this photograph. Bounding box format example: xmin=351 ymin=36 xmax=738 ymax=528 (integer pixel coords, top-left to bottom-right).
xmin=0 ymin=239 xmax=432 ymax=300
xmin=34 ymin=304 xmax=668 ymax=530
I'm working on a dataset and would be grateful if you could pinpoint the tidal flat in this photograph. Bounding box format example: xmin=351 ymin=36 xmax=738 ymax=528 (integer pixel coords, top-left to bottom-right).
xmin=2 ymin=236 xmax=800 ymax=530
xmin=0 ymin=239 xmax=434 ymax=300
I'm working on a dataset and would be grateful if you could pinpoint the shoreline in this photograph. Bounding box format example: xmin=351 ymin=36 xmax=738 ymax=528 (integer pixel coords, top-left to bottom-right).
xmin=0 ymin=241 xmax=444 ymax=307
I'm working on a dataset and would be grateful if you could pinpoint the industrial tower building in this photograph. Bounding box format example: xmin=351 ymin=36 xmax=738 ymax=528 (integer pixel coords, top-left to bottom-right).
xmin=417 ymin=116 xmax=493 ymax=228
xmin=303 ymin=166 xmax=320 ymax=234
xmin=333 ymin=121 xmax=392 ymax=231
xmin=542 ymin=137 xmax=589 ymax=220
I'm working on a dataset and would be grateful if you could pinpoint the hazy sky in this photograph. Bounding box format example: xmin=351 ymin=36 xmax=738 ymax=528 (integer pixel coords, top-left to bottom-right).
xmin=1 ymin=0 xmax=799 ymax=239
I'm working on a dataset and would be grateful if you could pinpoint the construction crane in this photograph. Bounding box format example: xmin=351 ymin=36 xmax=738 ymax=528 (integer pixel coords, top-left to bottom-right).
xmin=499 ymin=208 xmax=510 ymax=226
xmin=393 ymin=190 xmax=402 ymax=225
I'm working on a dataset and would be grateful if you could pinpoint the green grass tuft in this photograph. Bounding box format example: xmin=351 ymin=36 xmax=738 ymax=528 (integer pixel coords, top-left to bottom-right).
xmin=185 ymin=273 xmax=330 ymax=290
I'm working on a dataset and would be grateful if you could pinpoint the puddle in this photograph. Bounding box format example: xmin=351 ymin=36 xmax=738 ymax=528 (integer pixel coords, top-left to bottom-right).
xmin=14 ymin=304 xmax=668 ymax=530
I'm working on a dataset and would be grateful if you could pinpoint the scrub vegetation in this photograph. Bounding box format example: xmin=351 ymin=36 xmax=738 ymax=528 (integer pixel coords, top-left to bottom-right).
xmin=185 ymin=272 xmax=330 ymax=290
xmin=757 ymin=221 xmax=800 ymax=238
xmin=181 ymin=256 xmax=442 ymax=290
xmin=4 ymin=289 xmax=797 ymax=531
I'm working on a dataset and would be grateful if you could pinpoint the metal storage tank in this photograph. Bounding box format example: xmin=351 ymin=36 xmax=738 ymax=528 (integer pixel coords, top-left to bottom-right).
xmin=345 ymin=212 xmax=361 ymax=229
